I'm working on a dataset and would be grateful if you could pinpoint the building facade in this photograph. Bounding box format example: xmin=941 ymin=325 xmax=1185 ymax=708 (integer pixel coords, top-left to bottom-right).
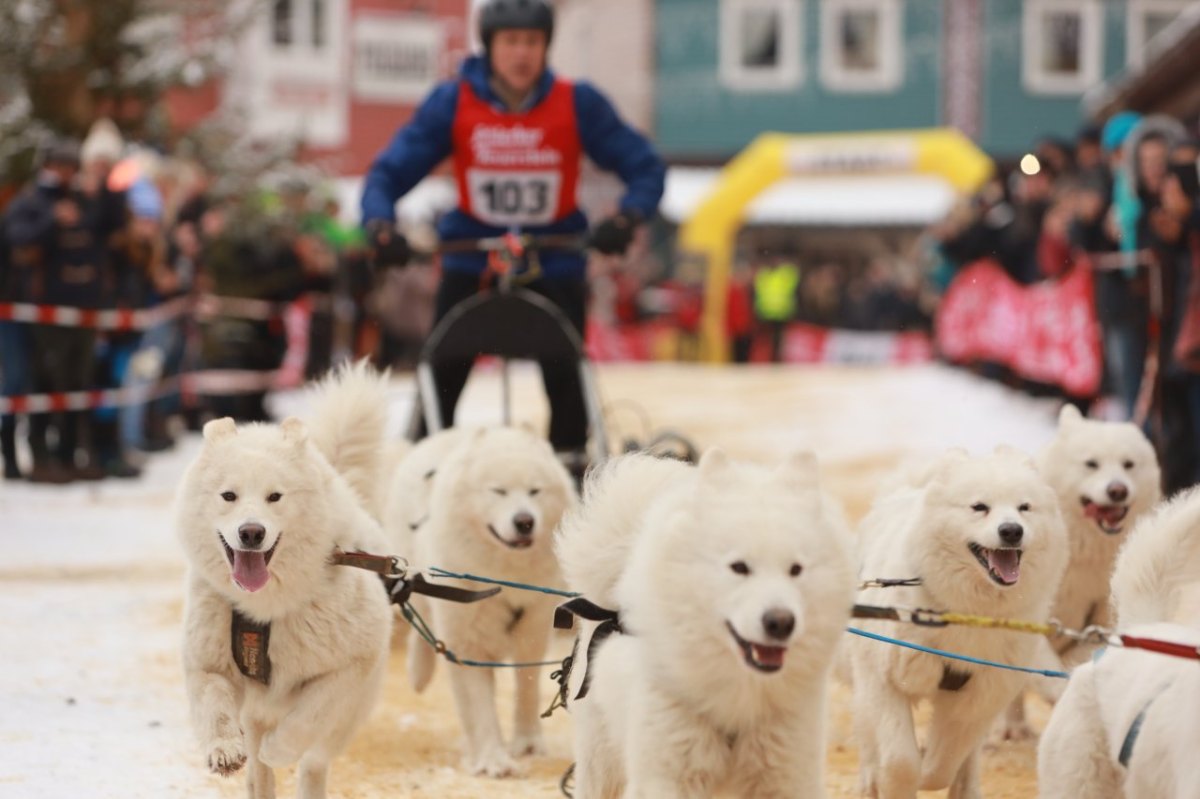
xmin=168 ymin=0 xmax=471 ymax=177
xmin=654 ymin=0 xmax=1196 ymax=161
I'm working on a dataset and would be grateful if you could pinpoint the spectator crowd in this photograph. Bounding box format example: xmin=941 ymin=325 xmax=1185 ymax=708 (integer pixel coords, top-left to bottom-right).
xmin=3 ymin=110 xmax=1199 ymax=493
xmin=0 ymin=120 xmax=379 ymax=484
xmin=928 ymin=112 xmax=1200 ymax=495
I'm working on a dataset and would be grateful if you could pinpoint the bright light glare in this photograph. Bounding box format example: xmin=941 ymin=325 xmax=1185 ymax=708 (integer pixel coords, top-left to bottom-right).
xmin=1020 ymin=154 xmax=1041 ymax=176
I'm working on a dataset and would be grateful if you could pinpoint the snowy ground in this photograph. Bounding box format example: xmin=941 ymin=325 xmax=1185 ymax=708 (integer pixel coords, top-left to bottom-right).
xmin=0 ymin=363 xmax=1062 ymax=798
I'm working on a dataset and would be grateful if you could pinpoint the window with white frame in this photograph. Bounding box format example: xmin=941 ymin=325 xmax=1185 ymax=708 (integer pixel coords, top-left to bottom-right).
xmin=270 ymin=0 xmax=331 ymax=51
xmin=233 ymin=0 xmax=346 ymax=148
xmin=819 ymin=0 xmax=903 ymax=92
xmin=1127 ymin=0 xmax=1192 ymax=67
xmin=1022 ymin=0 xmax=1103 ymax=95
xmin=312 ymin=0 xmax=327 ymax=48
xmin=272 ymin=0 xmax=294 ymax=46
xmin=719 ymin=0 xmax=803 ymax=91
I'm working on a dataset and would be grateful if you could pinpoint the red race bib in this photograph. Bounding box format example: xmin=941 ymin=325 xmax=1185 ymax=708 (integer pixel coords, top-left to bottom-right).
xmin=453 ymin=78 xmax=582 ymax=227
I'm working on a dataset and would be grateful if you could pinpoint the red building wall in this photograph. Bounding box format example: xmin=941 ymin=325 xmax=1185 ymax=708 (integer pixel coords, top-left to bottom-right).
xmin=163 ymin=0 xmax=470 ymax=178
xmin=340 ymin=0 xmax=470 ymax=175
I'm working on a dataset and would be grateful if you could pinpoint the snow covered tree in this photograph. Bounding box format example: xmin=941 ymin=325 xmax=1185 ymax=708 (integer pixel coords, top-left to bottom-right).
xmin=0 ymin=0 xmax=262 ymax=186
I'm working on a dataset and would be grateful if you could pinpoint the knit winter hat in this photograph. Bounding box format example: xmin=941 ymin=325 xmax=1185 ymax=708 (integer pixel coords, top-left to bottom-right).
xmin=81 ymin=118 xmax=124 ymax=166
xmin=1101 ymin=111 xmax=1142 ymax=153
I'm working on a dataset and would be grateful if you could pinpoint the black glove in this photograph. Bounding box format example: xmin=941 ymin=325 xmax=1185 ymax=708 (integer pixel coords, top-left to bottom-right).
xmin=589 ymin=210 xmax=642 ymax=256
xmin=366 ymin=220 xmax=410 ymax=269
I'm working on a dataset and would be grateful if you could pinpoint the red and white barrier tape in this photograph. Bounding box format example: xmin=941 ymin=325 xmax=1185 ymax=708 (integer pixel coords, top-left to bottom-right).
xmin=0 ymin=292 xmax=332 ymax=331
xmin=0 ymin=296 xmax=191 ymax=331
xmin=0 ymin=292 xmax=316 ymax=415
xmin=0 ymin=369 xmax=305 ymax=415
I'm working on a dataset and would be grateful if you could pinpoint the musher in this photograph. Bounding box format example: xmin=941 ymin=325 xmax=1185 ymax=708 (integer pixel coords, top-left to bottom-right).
xmin=360 ymin=0 xmax=666 ymax=474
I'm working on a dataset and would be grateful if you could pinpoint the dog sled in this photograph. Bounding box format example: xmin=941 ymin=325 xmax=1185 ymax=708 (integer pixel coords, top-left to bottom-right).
xmin=403 ymin=232 xmax=697 ymax=472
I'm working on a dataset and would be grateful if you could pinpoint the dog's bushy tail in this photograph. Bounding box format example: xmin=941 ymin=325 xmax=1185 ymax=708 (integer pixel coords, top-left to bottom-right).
xmin=308 ymin=360 xmax=391 ymax=514
xmin=555 ymin=453 xmax=686 ymax=608
xmin=1111 ymin=485 xmax=1200 ymax=627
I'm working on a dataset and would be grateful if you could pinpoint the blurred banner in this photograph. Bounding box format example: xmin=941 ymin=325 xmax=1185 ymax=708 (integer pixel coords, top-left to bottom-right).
xmin=585 ymin=320 xmax=932 ymax=366
xmin=935 ymin=259 xmax=1103 ymax=397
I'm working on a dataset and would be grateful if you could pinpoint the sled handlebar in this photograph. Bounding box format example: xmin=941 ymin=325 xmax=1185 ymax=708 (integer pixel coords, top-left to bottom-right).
xmin=430 ymin=233 xmax=588 ymax=256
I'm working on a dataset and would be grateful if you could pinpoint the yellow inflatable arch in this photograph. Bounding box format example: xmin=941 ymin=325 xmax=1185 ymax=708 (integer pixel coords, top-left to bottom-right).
xmin=676 ymin=128 xmax=994 ymax=361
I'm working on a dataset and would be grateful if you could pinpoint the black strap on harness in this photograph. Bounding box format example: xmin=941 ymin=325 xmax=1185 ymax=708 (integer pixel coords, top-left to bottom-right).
xmin=389 ymin=572 xmax=502 ymax=605
xmin=548 ymin=598 xmax=624 ymax=710
xmin=328 ymin=548 xmax=502 ymax=606
xmin=938 ymin=664 xmax=972 ymax=692
xmin=231 ymin=610 xmax=272 ymax=685
xmin=228 ymin=551 xmax=500 ymax=687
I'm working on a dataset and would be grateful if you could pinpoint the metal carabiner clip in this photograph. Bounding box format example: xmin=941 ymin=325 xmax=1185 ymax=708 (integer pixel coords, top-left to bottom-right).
xmin=910 ymin=608 xmax=950 ymax=627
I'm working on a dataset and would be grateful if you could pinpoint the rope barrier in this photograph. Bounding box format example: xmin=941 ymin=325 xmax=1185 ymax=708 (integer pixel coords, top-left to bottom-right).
xmin=0 ymin=292 xmax=333 ymax=331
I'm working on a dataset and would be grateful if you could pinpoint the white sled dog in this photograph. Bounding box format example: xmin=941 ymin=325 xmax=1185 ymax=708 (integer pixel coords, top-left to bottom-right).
xmin=557 ymin=449 xmax=856 ymax=799
xmin=1002 ymin=405 xmax=1160 ymax=737
xmin=176 ymin=363 xmax=393 ymax=799
xmin=1039 ymin=486 xmax=1200 ymax=799
xmin=848 ymin=447 xmax=1067 ymax=799
xmin=383 ymin=426 xmax=575 ymax=777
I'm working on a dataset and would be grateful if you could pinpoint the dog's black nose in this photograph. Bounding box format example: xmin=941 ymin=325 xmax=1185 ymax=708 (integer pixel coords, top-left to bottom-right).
xmin=513 ymin=512 xmax=535 ymax=536
xmin=238 ymin=523 xmax=266 ymax=549
xmin=998 ymin=522 xmax=1024 ymax=545
xmin=762 ymin=609 xmax=795 ymax=641
xmin=1107 ymin=482 xmax=1129 ymax=503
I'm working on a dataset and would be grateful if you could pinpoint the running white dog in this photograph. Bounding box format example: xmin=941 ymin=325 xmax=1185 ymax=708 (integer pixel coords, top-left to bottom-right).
xmin=1002 ymin=405 xmax=1161 ymax=737
xmin=848 ymin=448 xmax=1067 ymax=799
xmin=557 ymin=449 xmax=855 ymax=798
xmin=383 ymin=426 xmax=575 ymax=777
xmin=176 ymin=363 xmax=394 ymax=799
xmin=1039 ymin=486 xmax=1200 ymax=798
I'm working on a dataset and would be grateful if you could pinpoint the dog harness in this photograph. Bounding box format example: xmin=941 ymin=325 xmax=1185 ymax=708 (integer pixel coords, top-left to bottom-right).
xmin=1091 ymin=647 xmax=1174 ymax=768
xmin=550 ymin=597 xmax=624 ymax=708
xmin=938 ymin=664 xmax=972 ymax=692
xmin=228 ymin=550 xmax=501 ymax=686
xmin=231 ymin=610 xmax=272 ymax=685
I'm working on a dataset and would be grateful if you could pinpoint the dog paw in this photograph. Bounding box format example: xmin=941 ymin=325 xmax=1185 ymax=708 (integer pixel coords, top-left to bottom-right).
xmin=509 ymin=731 xmax=546 ymax=758
xmin=469 ymin=750 xmax=524 ymax=778
xmin=257 ymin=732 xmax=301 ymax=769
xmin=206 ymin=738 xmax=247 ymax=776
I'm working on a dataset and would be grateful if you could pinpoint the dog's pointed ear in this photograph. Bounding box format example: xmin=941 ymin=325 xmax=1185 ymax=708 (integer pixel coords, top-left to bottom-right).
xmin=993 ymin=444 xmax=1037 ymax=470
xmin=777 ymin=450 xmax=820 ymax=491
xmin=1059 ymin=404 xmax=1084 ymax=427
xmin=698 ymin=448 xmax=730 ymax=478
xmin=281 ymin=417 xmax=308 ymax=445
xmin=928 ymin=448 xmax=970 ymax=481
xmin=203 ymin=417 xmax=237 ymax=443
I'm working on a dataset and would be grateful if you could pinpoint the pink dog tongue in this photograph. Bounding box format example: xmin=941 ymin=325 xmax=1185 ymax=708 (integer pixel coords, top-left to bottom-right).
xmin=232 ymin=551 xmax=270 ymax=592
xmin=751 ymin=644 xmax=786 ymax=668
xmin=987 ymin=549 xmax=1020 ymax=584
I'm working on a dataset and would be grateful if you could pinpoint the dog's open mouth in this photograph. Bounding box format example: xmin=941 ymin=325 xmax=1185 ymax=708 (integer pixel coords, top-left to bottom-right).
xmin=487 ymin=524 xmax=532 ymax=550
xmin=967 ymin=542 xmax=1022 ymax=586
xmin=726 ymin=622 xmax=786 ymax=674
xmin=1080 ymin=498 xmax=1129 ymax=535
xmin=220 ymin=532 xmax=280 ymax=593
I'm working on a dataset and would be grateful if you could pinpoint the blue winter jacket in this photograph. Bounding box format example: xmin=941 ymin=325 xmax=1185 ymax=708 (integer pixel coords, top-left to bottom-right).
xmin=360 ymin=56 xmax=666 ymax=279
